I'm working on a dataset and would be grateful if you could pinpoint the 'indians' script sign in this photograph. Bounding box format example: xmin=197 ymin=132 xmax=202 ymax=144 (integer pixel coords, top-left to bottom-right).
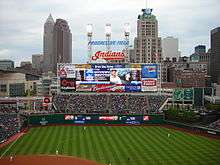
xmin=91 ymin=51 xmax=125 ymax=61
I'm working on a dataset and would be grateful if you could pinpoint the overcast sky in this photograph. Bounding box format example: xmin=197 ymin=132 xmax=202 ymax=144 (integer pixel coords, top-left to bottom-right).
xmin=0 ymin=0 xmax=219 ymax=66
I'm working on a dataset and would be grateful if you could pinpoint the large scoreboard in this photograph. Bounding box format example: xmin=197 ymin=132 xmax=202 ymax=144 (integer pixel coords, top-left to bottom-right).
xmin=57 ymin=63 xmax=160 ymax=92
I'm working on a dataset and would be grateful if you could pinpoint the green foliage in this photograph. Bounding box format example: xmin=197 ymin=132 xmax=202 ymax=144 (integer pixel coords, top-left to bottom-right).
xmin=24 ymin=89 xmax=36 ymax=97
xmin=206 ymin=103 xmax=220 ymax=111
xmin=165 ymin=107 xmax=199 ymax=123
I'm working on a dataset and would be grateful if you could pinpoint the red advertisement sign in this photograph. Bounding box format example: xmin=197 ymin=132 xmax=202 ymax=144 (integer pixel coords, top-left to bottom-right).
xmin=60 ymin=78 xmax=76 ymax=92
xmin=94 ymin=84 xmax=124 ymax=92
xmin=64 ymin=115 xmax=74 ymax=120
xmin=142 ymin=79 xmax=156 ymax=86
xmin=143 ymin=116 xmax=150 ymax=121
xmin=99 ymin=116 xmax=118 ymax=121
xmin=91 ymin=51 xmax=125 ymax=61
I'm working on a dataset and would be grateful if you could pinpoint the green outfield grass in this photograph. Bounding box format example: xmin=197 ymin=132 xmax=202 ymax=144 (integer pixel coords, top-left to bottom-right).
xmin=0 ymin=126 xmax=220 ymax=165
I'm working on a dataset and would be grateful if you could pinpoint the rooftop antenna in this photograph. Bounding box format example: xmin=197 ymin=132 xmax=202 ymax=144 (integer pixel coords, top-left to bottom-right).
xmin=146 ymin=0 xmax=148 ymax=8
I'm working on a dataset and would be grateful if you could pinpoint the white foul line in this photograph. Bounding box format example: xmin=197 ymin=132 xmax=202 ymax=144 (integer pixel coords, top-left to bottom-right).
xmin=0 ymin=137 xmax=20 ymax=159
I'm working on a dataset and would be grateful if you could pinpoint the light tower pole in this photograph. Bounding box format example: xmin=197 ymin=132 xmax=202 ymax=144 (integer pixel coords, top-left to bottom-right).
xmin=87 ymin=24 xmax=93 ymax=63
xmin=105 ymin=23 xmax=111 ymax=52
xmin=124 ymin=23 xmax=130 ymax=63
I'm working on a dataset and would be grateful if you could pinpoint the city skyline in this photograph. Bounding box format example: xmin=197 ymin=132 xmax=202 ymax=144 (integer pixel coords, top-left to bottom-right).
xmin=0 ymin=0 xmax=219 ymax=66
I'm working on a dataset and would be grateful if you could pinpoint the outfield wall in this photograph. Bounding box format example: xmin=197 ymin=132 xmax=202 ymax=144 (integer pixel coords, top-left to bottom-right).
xmin=23 ymin=114 xmax=220 ymax=138
xmin=27 ymin=114 xmax=165 ymax=126
xmin=165 ymin=120 xmax=220 ymax=136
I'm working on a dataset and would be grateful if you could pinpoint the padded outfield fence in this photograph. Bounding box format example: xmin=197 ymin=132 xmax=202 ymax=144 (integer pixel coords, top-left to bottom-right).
xmin=19 ymin=114 xmax=220 ymax=138
xmin=23 ymin=114 xmax=165 ymax=126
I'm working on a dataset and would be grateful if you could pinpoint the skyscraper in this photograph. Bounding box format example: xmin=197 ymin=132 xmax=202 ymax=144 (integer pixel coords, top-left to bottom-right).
xmin=53 ymin=19 xmax=72 ymax=73
xmin=32 ymin=54 xmax=43 ymax=72
xmin=43 ymin=14 xmax=54 ymax=73
xmin=133 ymin=8 xmax=162 ymax=63
xmin=162 ymin=37 xmax=180 ymax=60
xmin=210 ymin=27 xmax=220 ymax=84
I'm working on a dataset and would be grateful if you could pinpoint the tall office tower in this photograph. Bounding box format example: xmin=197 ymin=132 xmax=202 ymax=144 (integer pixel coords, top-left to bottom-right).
xmin=43 ymin=14 xmax=54 ymax=73
xmin=53 ymin=19 xmax=72 ymax=73
xmin=32 ymin=54 xmax=43 ymax=72
xmin=210 ymin=27 xmax=220 ymax=84
xmin=162 ymin=36 xmax=181 ymax=60
xmin=134 ymin=8 xmax=162 ymax=63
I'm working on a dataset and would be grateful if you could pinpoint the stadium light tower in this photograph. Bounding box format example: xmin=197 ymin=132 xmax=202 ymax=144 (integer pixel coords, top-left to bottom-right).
xmin=124 ymin=23 xmax=130 ymax=63
xmin=105 ymin=23 xmax=111 ymax=52
xmin=87 ymin=24 xmax=93 ymax=63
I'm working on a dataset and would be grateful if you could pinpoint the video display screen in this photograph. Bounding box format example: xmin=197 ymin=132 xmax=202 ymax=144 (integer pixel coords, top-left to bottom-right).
xmin=57 ymin=63 xmax=158 ymax=92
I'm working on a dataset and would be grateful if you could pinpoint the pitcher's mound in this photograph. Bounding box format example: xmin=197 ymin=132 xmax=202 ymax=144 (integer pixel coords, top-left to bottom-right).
xmin=0 ymin=155 xmax=101 ymax=165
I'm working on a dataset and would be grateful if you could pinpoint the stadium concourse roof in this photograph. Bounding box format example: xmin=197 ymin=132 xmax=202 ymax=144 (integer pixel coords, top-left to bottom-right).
xmin=0 ymin=97 xmax=44 ymax=103
xmin=0 ymin=69 xmax=41 ymax=77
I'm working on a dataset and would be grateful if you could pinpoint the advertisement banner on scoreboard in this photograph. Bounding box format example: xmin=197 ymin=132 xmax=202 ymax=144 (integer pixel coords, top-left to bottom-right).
xmin=58 ymin=64 xmax=76 ymax=78
xmin=142 ymin=79 xmax=157 ymax=86
xmin=60 ymin=78 xmax=76 ymax=92
xmin=141 ymin=64 xmax=158 ymax=78
xmin=141 ymin=79 xmax=157 ymax=92
xmin=125 ymin=84 xmax=141 ymax=92
xmin=76 ymin=84 xmax=95 ymax=91
xmin=94 ymin=84 xmax=124 ymax=92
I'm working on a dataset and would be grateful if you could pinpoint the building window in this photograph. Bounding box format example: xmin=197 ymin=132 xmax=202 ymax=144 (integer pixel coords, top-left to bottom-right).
xmin=9 ymin=83 xmax=25 ymax=97
xmin=0 ymin=84 xmax=7 ymax=92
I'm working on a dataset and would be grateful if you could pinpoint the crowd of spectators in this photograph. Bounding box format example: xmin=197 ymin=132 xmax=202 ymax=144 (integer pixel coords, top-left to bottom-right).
xmin=66 ymin=94 xmax=108 ymax=114
xmin=127 ymin=95 xmax=148 ymax=115
xmin=0 ymin=104 xmax=18 ymax=113
xmin=0 ymin=104 xmax=22 ymax=143
xmin=53 ymin=94 xmax=70 ymax=112
xmin=53 ymin=94 xmax=167 ymax=115
xmin=110 ymin=95 xmax=128 ymax=114
xmin=0 ymin=114 xmax=20 ymax=143
xmin=148 ymin=95 xmax=167 ymax=113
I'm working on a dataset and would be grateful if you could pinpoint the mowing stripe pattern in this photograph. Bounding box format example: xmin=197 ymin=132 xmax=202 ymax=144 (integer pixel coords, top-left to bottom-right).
xmin=0 ymin=126 xmax=220 ymax=165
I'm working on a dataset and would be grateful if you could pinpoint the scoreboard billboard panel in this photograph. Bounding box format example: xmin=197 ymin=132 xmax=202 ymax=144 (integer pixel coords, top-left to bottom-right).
xmin=141 ymin=64 xmax=158 ymax=78
xmin=60 ymin=78 xmax=76 ymax=92
xmin=58 ymin=63 xmax=159 ymax=92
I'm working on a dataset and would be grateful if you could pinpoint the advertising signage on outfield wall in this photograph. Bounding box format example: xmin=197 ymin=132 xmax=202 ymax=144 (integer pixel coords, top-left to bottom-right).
xmin=64 ymin=115 xmax=150 ymax=122
xmin=58 ymin=63 xmax=159 ymax=92
xmin=29 ymin=114 xmax=163 ymax=126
